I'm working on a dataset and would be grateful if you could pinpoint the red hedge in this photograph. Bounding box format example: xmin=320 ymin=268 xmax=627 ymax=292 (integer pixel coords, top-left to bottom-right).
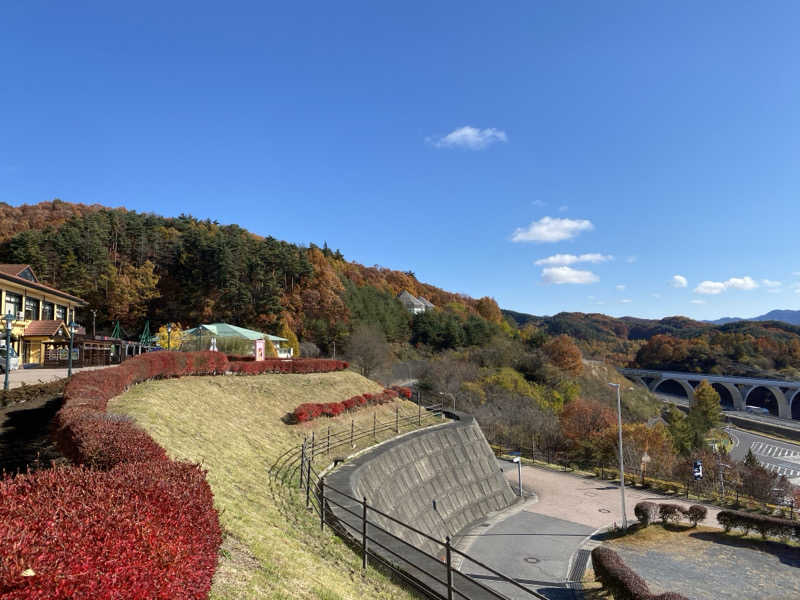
xmin=229 ymin=358 xmax=348 ymax=375
xmin=0 ymin=462 xmax=219 ymax=600
xmin=291 ymin=389 xmax=405 ymax=424
xmin=0 ymin=352 xmax=226 ymax=599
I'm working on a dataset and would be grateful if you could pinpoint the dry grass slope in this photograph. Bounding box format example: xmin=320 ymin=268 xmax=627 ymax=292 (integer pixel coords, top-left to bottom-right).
xmin=110 ymin=371 xmax=436 ymax=600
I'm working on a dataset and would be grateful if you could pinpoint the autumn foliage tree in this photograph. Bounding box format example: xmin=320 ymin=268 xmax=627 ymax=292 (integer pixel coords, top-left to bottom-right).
xmin=559 ymin=398 xmax=615 ymax=464
xmin=543 ymin=334 xmax=583 ymax=375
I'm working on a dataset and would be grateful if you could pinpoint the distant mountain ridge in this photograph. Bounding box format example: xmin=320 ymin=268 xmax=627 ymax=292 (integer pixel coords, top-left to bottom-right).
xmin=706 ymin=309 xmax=800 ymax=326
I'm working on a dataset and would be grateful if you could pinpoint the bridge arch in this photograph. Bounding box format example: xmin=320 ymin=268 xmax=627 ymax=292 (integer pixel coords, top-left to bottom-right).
xmin=743 ymin=385 xmax=789 ymax=419
xmin=650 ymin=378 xmax=695 ymax=402
xmin=710 ymin=382 xmax=744 ymax=410
xmin=790 ymin=390 xmax=800 ymax=420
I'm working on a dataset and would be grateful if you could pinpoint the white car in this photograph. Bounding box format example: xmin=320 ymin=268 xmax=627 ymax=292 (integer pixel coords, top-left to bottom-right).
xmin=0 ymin=346 xmax=20 ymax=372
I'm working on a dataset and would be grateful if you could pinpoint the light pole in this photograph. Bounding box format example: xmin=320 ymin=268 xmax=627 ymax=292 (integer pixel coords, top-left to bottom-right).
xmin=68 ymin=321 xmax=77 ymax=377
xmin=512 ymin=456 xmax=522 ymax=496
xmin=90 ymin=309 xmax=97 ymax=339
xmin=3 ymin=313 xmax=12 ymax=391
xmin=166 ymin=323 xmax=172 ymax=350
xmin=439 ymin=391 xmax=456 ymax=411
xmin=608 ymin=382 xmax=628 ymax=531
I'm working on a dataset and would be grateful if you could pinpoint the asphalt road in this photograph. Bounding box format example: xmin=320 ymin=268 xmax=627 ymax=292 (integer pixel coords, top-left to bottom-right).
xmin=655 ymin=392 xmax=800 ymax=432
xmin=725 ymin=426 xmax=800 ymax=483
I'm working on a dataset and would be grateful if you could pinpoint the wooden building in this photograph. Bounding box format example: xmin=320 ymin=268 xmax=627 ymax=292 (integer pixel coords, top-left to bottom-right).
xmin=0 ymin=264 xmax=87 ymax=365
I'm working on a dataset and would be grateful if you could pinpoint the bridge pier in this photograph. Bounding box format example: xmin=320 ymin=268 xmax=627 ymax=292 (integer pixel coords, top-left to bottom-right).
xmin=741 ymin=385 xmax=790 ymax=419
xmin=649 ymin=377 xmax=696 ymax=403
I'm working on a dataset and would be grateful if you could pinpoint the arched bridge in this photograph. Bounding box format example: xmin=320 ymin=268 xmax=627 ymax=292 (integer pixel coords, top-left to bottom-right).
xmin=619 ymin=368 xmax=800 ymax=421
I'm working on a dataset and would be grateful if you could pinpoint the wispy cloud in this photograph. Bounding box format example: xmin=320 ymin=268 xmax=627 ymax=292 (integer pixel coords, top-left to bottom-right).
xmin=427 ymin=126 xmax=507 ymax=150
xmin=532 ymin=200 xmax=547 ymax=207
xmin=652 ymin=293 xmax=662 ymax=299
xmin=690 ymin=299 xmax=706 ymax=304
xmin=512 ymin=217 xmax=594 ymax=243
xmin=541 ymin=266 xmax=599 ymax=285
xmin=616 ymin=284 xmax=626 ymax=291
xmin=694 ymin=276 xmax=758 ymax=295
xmin=670 ymin=275 xmax=688 ymax=288
xmin=625 ymin=256 xmax=637 ymax=264
xmin=534 ymin=253 xmax=612 ymax=266
xmin=620 ymin=299 xmax=632 ymax=304
xmin=558 ymin=205 xmax=569 ymax=212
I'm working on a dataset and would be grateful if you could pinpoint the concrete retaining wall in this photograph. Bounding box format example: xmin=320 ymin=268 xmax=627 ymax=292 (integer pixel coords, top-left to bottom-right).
xmin=326 ymin=413 xmax=516 ymax=556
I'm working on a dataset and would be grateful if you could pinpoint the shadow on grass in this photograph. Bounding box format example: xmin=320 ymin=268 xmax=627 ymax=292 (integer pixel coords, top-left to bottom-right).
xmin=689 ymin=531 xmax=800 ymax=568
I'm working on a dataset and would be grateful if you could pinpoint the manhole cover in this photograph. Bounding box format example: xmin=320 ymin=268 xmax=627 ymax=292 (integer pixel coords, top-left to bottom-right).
xmin=524 ymin=557 xmax=540 ymax=564
xmin=598 ymin=508 xmax=611 ymax=513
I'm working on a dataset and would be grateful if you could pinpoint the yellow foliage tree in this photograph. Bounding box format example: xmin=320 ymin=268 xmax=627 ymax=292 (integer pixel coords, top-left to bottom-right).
xmin=279 ymin=322 xmax=300 ymax=357
xmin=156 ymin=323 xmax=184 ymax=350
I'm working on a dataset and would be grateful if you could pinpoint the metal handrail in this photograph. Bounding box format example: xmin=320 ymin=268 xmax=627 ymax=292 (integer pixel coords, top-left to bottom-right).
xmin=270 ymin=404 xmax=548 ymax=600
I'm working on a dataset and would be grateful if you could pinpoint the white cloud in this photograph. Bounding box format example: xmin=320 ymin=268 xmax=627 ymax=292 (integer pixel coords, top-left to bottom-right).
xmin=694 ymin=281 xmax=727 ymax=295
xmin=725 ymin=276 xmax=758 ymax=290
xmin=690 ymin=299 xmax=706 ymax=304
xmin=616 ymin=284 xmax=626 ymax=291
xmin=761 ymin=279 xmax=782 ymax=288
xmin=652 ymin=293 xmax=662 ymax=299
xmin=541 ymin=266 xmax=599 ymax=285
xmin=534 ymin=253 xmax=613 ymax=266
xmin=626 ymin=256 xmax=637 ymax=264
xmin=670 ymin=275 xmax=688 ymax=288
xmin=620 ymin=299 xmax=632 ymax=304
xmin=428 ymin=126 xmax=507 ymax=150
xmin=694 ymin=276 xmax=759 ymax=295
xmin=532 ymin=200 xmax=547 ymax=207
xmin=512 ymin=217 xmax=594 ymax=243
xmin=558 ymin=205 xmax=569 ymax=212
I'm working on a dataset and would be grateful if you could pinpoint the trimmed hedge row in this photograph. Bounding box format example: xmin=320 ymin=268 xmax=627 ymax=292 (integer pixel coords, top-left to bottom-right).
xmin=717 ymin=509 xmax=799 ymax=540
xmin=228 ymin=358 xmax=348 ymax=375
xmin=292 ymin=386 xmax=414 ymax=423
xmin=294 ymin=389 xmax=400 ymax=423
xmin=2 ymin=351 xmax=227 ymax=599
xmin=592 ymin=547 xmax=689 ymax=600
xmin=634 ymin=501 xmax=707 ymax=527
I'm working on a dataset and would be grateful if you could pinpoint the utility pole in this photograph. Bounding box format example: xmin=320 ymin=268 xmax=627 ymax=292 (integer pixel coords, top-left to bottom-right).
xmin=608 ymin=382 xmax=627 ymax=531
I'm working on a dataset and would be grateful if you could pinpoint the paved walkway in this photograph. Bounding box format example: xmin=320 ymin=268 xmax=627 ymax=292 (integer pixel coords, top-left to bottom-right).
xmin=3 ymin=366 xmax=106 ymax=389
xmin=458 ymin=462 xmax=721 ymax=599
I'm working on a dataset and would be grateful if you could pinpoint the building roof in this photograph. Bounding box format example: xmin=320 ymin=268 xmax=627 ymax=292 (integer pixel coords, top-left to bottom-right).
xmin=0 ymin=264 xmax=87 ymax=305
xmin=398 ymin=290 xmax=425 ymax=308
xmin=23 ymin=320 xmax=70 ymax=337
xmin=0 ymin=265 xmax=33 ymax=278
xmin=418 ymin=296 xmax=435 ymax=308
xmin=184 ymin=323 xmax=288 ymax=342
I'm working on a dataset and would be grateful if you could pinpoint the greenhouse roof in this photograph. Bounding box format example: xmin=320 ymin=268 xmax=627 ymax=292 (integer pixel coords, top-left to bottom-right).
xmin=184 ymin=323 xmax=288 ymax=342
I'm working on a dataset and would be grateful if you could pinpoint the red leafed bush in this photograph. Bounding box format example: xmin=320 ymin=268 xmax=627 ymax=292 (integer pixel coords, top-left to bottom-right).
xmin=0 ymin=462 xmax=221 ymax=600
xmin=591 ymin=546 xmax=689 ymax=600
xmin=294 ymin=403 xmax=324 ymax=423
xmin=390 ymin=385 xmax=413 ymax=399
xmin=342 ymin=397 xmax=357 ymax=411
xmin=228 ymin=358 xmax=348 ymax=375
xmin=363 ymin=393 xmax=373 ymax=401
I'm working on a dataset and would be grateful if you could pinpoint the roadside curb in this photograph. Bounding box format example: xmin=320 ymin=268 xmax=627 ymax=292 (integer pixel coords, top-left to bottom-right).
xmin=564 ymin=525 xmax=610 ymax=597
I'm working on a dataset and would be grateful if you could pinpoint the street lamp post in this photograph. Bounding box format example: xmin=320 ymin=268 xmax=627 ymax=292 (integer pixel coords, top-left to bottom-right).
xmin=439 ymin=391 xmax=456 ymax=411
xmin=3 ymin=313 xmax=12 ymax=391
xmin=608 ymin=382 xmax=628 ymax=531
xmin=166 ymin=323 xmax=172 ymax=350
xmin=90 ymin=309 xmax=97 ymax=339
xmin=68 ymin=321 xmax=77 ymax=377
xmin=512 ymin=456 xmax=522 ymax=496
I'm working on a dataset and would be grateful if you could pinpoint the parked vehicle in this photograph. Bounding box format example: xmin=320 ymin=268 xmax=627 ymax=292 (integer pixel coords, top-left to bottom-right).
xmin=745 ymin=405 xmax=770 ymax=415
xmin=0 ymin=346 xmax=20 ymax=372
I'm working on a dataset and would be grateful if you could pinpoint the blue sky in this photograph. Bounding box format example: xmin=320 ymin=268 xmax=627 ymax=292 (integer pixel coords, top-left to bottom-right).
xmin=2 ymin=2 xmax=800 ymax=320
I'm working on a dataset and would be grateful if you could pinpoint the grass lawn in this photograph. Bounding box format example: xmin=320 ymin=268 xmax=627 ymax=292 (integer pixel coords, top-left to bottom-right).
xmin=110 ymin=371 xmax=441 ymax=600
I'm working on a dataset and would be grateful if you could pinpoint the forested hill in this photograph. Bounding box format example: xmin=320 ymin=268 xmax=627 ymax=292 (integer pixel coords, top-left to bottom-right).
xmin=503 ymin=309 xmax=800 ymax=378
xmin=0 ymin=201 xmax=503 ymax=350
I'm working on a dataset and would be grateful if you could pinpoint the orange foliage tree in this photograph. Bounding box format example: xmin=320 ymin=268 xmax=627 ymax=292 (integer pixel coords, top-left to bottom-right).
xmin=543 ymin=334 xmax=583 ymax=375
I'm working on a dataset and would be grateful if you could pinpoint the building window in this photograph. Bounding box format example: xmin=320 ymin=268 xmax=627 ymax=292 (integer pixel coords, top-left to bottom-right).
xmin=55 ymin=305 xmax=66 ymax=321
xmin=5 ymin=292 xmax=21 ymax=319
xmin=42 ymin=302 xmax=54 ymax=320
xmin=24 ymin=297 xmax=40 ymax=320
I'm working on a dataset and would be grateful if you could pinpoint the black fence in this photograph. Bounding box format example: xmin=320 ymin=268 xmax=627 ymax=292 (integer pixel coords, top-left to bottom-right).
xmin=269 ymin=404 xmax=548 ymax=600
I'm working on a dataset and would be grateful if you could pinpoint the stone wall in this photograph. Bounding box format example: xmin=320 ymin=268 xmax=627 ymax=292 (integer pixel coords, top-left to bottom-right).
xmin=326 ymin=413 xmax=516 ymax=556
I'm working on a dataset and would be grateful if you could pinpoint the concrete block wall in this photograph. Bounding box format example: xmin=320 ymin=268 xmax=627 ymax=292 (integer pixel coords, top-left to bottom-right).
xmin=327 ymin=414 xmax=516 ymax=556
